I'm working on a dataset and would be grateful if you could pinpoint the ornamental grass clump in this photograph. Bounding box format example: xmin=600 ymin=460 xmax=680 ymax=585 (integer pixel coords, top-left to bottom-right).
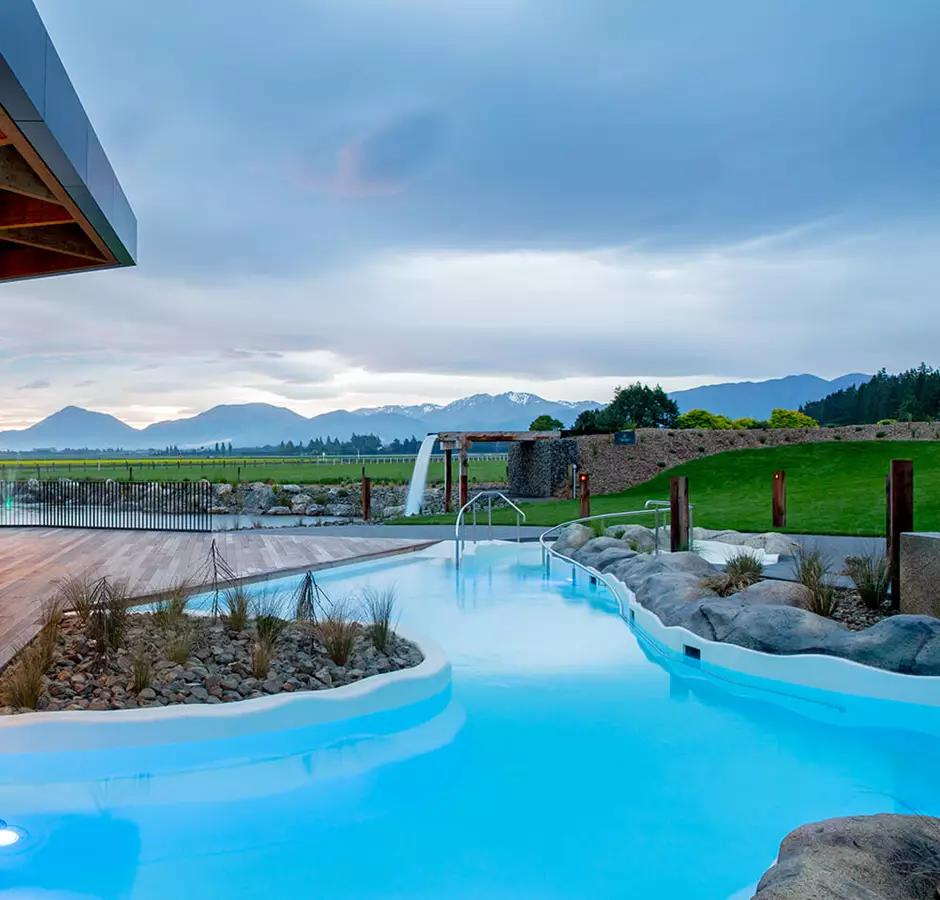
xmin=224 ymin=585 xmax=250 ymax=632
xmin=361 ymin=586 xmax=397 ymax=652
xmin=0 ymin=642 xmax=46 ymax=709
xmin=319 ymin=597 xmax=358 ymax=666
xmin=131 ymin=646 xmax=153 ymax=693
xmin=794 ymin=545 xmax=839 ymax=617
xmin=152 ymin=580 xmax=192 ymax=632
xmin=57 ymin=572 xmax=95 ymax=624
xmin=701 ymin=550 xmax=764 ymax=597
xmin=843 ymin=550 xmax=891 ymax=610
xmin=86 ymin=577 xmax=130 ymax=662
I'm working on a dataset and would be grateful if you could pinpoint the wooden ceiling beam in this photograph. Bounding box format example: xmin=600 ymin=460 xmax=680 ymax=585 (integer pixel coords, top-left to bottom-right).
xmin=0 ymin=194 xmax=74 ymax=230
xmin=0 ymin=146 xmax=59 ymax=202
xmin=0 ymin=223 xmax=106 ymax=261
xmin=0 ymin=245 xmax=101 ymax=280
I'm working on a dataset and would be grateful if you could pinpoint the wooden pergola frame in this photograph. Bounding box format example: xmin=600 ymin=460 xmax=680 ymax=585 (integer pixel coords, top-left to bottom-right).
xmin=437 ymin=430 xmax=560 ymax=511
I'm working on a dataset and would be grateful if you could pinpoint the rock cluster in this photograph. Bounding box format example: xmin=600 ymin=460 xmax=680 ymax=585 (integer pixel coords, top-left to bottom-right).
xmin=0 ymin=615 xmax=423 ymax=715
xmin=212 ymin=481 xmax=504 ymax=520
xmin=754 ymin=814 xmax=940 ymax=899
xmin=554 ymin=527 xmax=940 ymax=675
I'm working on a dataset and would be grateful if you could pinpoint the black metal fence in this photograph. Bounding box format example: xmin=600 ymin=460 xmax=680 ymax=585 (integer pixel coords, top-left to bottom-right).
xmin=0 ymin=481 xmax=213 ymax=532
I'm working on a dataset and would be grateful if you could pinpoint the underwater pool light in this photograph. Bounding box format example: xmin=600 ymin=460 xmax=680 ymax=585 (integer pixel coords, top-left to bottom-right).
xmin=0 ymin=819 xmax=25 ymax=847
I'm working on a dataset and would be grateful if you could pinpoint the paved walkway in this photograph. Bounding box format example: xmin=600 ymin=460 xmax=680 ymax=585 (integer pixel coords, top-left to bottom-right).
xmin=0 ymin=529 xmax=431 ymax=671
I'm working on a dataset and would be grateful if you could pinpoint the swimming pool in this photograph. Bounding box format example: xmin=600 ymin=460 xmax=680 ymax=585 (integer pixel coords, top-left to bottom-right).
xmin=2 ymin=543 xmax=939 ymax=899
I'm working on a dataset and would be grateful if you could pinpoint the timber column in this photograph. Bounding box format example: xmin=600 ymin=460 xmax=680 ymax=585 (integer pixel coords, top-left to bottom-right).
xmin=444 ymin=447 xmax=453 ymax=513
xmin=459 ymin=438 xmax=469 ymax=509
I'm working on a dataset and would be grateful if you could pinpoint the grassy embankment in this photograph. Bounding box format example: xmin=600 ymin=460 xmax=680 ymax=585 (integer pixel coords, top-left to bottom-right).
xmin=398 ymin=441 xmax=939 ymax=536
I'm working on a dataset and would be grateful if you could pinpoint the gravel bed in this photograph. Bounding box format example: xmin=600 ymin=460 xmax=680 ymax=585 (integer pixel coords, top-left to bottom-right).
xmin=829 ymin=587 xmax=894 ymax=631
xmin=0 ymin=614 xmax=423 ymax=716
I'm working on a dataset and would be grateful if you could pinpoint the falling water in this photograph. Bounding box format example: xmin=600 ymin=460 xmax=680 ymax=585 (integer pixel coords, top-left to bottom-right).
xmin=404 ymin=435 xmax=438 ymax=516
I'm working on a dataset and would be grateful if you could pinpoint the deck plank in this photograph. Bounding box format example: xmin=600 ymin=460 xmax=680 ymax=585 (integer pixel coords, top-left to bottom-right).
xmin=0 ymin=529 xmax=432 ymax=671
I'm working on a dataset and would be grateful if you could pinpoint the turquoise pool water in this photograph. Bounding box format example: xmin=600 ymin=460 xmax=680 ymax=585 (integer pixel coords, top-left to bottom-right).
xmin=2 ymin=543 xmax=940 ymax=899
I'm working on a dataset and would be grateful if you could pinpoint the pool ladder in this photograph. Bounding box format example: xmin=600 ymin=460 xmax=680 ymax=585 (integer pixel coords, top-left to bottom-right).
xmin=455 ymin=490 xmax=527 ymax=568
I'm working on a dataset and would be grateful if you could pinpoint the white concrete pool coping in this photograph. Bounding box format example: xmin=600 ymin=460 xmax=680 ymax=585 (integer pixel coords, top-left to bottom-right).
xmin=0 ymin=626 xmax=450 ymax=754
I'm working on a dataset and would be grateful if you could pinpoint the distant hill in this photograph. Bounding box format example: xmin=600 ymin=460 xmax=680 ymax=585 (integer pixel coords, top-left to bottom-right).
xmin=0 ymin=377 xmax=878 ymax=451
xmin=0 ymin=392 xmax=602 ymax=451
xmin=668 ymin=374 xmax=870 ymax=420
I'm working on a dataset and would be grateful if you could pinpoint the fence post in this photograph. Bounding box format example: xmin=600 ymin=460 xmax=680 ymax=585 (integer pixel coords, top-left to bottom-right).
xmin=772 ymin=471 xmax=786 ymax=528
xmin=889 ymin=459 xmax=913 ymax=609
xmin=361 ymin=476 xmax=371 ymax=520
xmin=579 ymin=472 xmax=590 ymax=519
xmin=670 ymin=476 xmax=690 ymax=552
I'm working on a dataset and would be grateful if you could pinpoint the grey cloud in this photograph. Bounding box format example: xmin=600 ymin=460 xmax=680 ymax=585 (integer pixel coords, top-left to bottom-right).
xmin=18 ymin=380 xmax=51 ymax=391
xmin=73 ymin=380 xmax=96 ymax=388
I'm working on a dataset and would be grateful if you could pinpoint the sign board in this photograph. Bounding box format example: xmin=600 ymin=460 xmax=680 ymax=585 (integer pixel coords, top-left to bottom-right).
xmin=614 ymin=430 xmax=636 ymax=445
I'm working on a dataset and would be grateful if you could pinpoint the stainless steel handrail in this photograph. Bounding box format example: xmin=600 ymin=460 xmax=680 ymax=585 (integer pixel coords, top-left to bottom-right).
xmin=455 ymin=490 xmax=527 ymax=567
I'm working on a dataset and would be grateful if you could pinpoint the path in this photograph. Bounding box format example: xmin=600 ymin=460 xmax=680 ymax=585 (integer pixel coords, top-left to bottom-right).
xmin=0 ymin=529 xmax=432 ymax=671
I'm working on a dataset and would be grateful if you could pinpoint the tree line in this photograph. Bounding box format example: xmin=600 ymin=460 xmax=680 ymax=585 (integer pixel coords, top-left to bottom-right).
xmin=530 ymin=382 xmax=818 ymax=433
xmin=802 ymin=365 xmax=939 ymax=425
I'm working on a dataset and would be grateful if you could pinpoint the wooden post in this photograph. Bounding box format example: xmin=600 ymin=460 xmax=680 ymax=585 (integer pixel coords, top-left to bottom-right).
xmin=885 ymin=472 xmax=893 ymax=566
xmin=361 ymin=476 xmax=371 ymax=520
xmin=579 ymin=472 xmax=590 ymax=519
xmin=889 ymin=459 xmax=913 ymax=609
xmin=444 ymin=448 xmax=453 ymax=513
xmin=772 ymin=470 xmax=786 ymax=528
xmin=670 ymin=476 xmax=690 ymax=552
xmin=459 ymin=439 xmax=469 ymax=510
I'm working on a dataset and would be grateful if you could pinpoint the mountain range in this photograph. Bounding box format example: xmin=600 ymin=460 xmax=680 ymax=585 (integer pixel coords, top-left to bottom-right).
xmin=0 ymin=375 xmax=870 ymax=450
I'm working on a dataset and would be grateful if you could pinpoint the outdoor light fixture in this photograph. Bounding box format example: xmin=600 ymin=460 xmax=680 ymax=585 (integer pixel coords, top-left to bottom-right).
xmin=0 ymin=819 xmax=25 ymax=847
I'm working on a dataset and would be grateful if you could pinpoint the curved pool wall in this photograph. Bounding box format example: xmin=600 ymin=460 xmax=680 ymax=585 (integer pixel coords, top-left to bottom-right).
xmin=2 ymin=542 xmax=940 ymax=900
xmin=0 ymin=627 xmax=450 ymax=756
xmin=548 ymin=549 xmax=940 ymax=714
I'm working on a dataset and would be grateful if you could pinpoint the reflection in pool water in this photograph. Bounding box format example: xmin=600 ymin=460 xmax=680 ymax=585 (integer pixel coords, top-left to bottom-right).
xmin=1 ymin=544 xmax=939 ymax=900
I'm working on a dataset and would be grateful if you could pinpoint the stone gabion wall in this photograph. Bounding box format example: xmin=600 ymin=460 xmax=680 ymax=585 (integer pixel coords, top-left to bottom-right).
xmin=507 ymin=421 xmax=937 ymax=497
xmin=508 ymin=439 xmax=579 ymax=498
xmin=578 ymin=421 xmax=938 ymax=495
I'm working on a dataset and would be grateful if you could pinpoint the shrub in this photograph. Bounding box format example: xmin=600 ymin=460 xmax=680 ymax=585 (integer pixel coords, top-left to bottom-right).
xmin=361 ymin=586 xmax=397 ymax=652
xmin=131 ymin=646 xmax=153 ymax=693
xmin=769 ymin=409 xmax=819 ymax=429
xmin=588 ymin=519 xmax=606 ymax=538
xmin=224 ymin=586 xmax=250 ymax=632
xmin=758 ymin=436 xmax=767 ymax=444
xmin=834 ymin=433 xmax=842 ymax=440
xmin=37 ymin=596 xmax=64 ymax=671
xmin=319 ymin=598 xmax=358 ymax=665
xmin=675 ymin=409 xmax=733 ymax=430
xmin=0 ymin=643 xmax=46 ymax=709
xmin=293 ymin=571 xmax=318 ymax=624
xmin=793 ymin=546 xmax=838 ymax=617
xmin=844 ymin=551 xmax=891 ymax=610
xmin=877 ymin=418 xmax=897 ymax=425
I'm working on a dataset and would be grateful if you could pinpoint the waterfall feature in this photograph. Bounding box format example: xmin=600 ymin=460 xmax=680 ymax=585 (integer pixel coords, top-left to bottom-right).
xmin=404 ymin=435 xmax=438 ymax=516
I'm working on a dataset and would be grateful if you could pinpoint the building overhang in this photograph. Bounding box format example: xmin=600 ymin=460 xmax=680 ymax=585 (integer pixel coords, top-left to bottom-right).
xmin=0 ymin=1 xmax=136 ymax=282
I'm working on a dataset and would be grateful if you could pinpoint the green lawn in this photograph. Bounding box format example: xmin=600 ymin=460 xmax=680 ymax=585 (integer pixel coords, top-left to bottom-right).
xmin=0 ymin=457 xmax=508 ymax=486
xmin=399 ymin=441 xmax=937 ymax=536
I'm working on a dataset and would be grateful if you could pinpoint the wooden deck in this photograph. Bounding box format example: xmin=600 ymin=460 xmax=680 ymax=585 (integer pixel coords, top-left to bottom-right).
xmin=0 ymin=529 xmax=433 ymax=670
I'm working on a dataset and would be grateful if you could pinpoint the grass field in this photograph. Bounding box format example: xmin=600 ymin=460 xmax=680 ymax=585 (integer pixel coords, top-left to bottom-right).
xmin=0 ymin=456 xmax=508 ymax=486
xmin=400 ymin=441 xmax=939 ymax=536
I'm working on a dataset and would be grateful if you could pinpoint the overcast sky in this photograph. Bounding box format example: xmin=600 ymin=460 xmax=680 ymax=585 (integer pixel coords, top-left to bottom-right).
xmin=2 ymin=0 xmax=939 ymax=428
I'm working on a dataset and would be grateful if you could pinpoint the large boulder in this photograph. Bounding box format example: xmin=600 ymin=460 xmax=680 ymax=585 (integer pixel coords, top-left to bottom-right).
xmin=827 ymin=615 xmax=940 ymax=675
xmin=635 ymin=572 xmax=714 ymax=609
xmin=743 ymin=532 xmax=800 ymax=557
xmin=552 ymin=523 xmax=595 ymax=556
xmin=732 ymin=580 xmax=810 ymax=608
xmin=700 ymin=601 xmax=847 ymax=654
xmin=591 ymin=547 xmax=639 ymax=572
xmin=571 ymin=537 xmax=631 ymax=566
xmin=754 ymin=814 xmax=940 ymax=900
xmin=243 ymin=482 xmax=276 ymax=514
xmin=604 ymin=524 xmax=658 ymax=553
